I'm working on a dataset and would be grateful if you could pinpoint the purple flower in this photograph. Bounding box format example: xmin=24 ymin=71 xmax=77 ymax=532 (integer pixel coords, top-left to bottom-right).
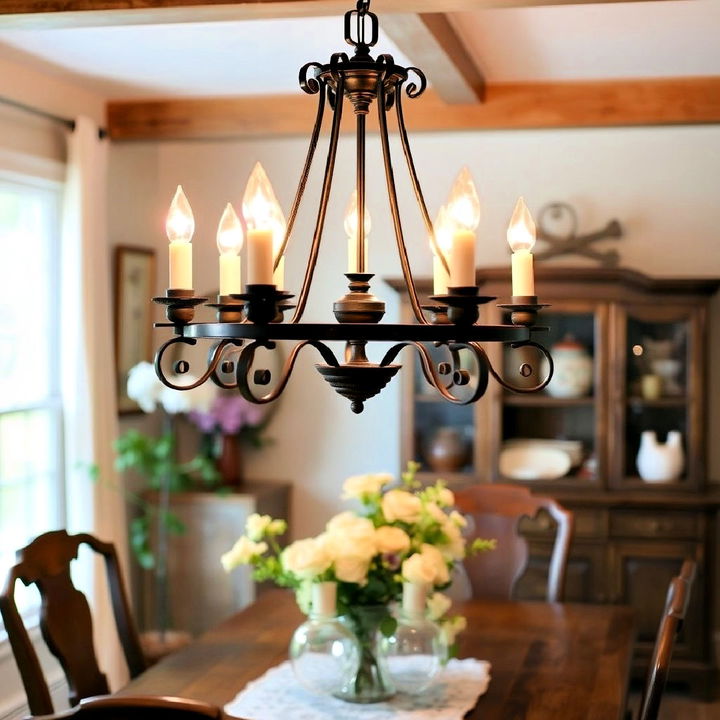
xmin=189 ymin=395 xmax=266 ymax=436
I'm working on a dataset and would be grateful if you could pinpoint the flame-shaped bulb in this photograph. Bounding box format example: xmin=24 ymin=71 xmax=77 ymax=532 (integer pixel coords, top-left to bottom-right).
xmin=166 ymin=185 xmax=194 ymax=244
xmin=344 ymin=189 xmax=372 ymax=239
xmin=446 ymin=167 xmax=480 ymax=232
xmin=216 ymin=203 xmax=243 ymax=256
xmin=242 ymin=162 xmax=282 ymax=231
xmin=507 ymin=197 xmax=536 ymax=252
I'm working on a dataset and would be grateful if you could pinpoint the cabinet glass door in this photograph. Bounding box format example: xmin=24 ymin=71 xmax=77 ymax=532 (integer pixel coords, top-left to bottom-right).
xmin=614 ymin=304 xmax=702 ymax=489
xmin=498 ymin=302 xmax=605 ymax=487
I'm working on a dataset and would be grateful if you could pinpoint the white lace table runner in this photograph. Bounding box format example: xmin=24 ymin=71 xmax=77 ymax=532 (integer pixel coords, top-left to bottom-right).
xmin=225 ymin=658 xmax=491 ymax=720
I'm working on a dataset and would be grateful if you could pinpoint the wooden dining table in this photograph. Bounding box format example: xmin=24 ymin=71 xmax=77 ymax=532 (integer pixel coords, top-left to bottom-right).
xmin=121 ymin=589 xmax=636 ymax=720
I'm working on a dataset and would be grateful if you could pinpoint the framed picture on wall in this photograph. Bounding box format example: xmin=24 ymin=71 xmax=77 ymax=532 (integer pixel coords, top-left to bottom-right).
xmin=114 ymin=245 xmax=156 ymax=413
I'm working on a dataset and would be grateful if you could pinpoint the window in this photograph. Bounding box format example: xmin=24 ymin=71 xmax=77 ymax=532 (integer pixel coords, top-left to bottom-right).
xmin=0 ymin=165 xmax=63 ymax=622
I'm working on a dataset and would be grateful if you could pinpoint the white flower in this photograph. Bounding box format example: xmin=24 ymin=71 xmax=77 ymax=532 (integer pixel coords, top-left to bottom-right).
xmin=436 ymin=487 xmax=455 ymax=507
xmin=439 ymin=615 xmax=467 ymax=647
xmin=382 ymin=489 xmax=422 ymax=524
xmin=440 ymin=521 xmax=466 ymax=561
xmin=221 ymin=536 xmax=268 ymax=572
xmin=374 ymin=526 xmax=411 ymax=555
xmin=126 ymin=361 xmax=162 ymax=413
xmin=282 ymin=537 xmax=333 ymax=580
xmin=334 ymin=555 xmax=371 ymax=585
xmin=325 ymin=513 xmax=377 ymax=560
xmin=449 ymin=510 xmax=468 ymax=529
xmin=402 ymin=552 xmax=436 ymax=585
xmin=427 ymin=592 xmax=452 ymax=621
xmin=159 ymin=374 xmax=216 ymax=415
xmin=267 ymin=519 xmax=287 ymax=536
xmin=245 ymin=513 xmax=272 ymax=541
xmin=424 ymin=501 xmax=448 ymax=525
xmin=342 ymin=472 xmax=393 ymax=500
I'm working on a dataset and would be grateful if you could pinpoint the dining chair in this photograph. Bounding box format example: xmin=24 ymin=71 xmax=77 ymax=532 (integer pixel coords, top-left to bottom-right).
xmin=25 ymin=695 xmax=225 ymax=720
xmin=454 ymin=483 xmax=574 ymax=602
xmin=0 ymin=530 xmax=147 ymax=717
xmin=636 ymin=559 xmax=697 ymax=720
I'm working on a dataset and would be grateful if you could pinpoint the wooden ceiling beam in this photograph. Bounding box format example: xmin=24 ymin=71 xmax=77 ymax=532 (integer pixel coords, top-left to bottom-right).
xmin=382 ymin=13 xmax=484 ymax=104
xmin=107 ymin=76 xmax=720 ymax=141
xmin=0 ymin=0 xmax=676 ymax=30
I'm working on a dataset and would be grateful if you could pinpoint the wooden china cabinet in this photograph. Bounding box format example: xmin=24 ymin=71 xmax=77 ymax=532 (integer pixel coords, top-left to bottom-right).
xmin=389 ymin=267 xmax=720 ymax=696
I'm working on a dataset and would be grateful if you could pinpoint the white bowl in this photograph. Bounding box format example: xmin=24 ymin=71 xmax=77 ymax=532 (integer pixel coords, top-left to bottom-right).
xmin=503 ymin=438 xmax=584 ymax=468
xmin=499 ymin=445 xmax=572 ymax=481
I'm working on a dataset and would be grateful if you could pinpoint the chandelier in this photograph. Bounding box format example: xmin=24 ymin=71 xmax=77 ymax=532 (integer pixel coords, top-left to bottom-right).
xmin=153 ymin=0 xmax=553 ymax=414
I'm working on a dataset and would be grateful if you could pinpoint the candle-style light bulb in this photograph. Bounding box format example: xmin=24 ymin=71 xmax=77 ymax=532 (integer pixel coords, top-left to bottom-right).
xmin=507 ymin=197 xmax=537 ymax=297
xmin=216 ymin=203 xmax=244 ymax=296
xmin=242 ymin=162 xmax=282 ymax=285
xmin=431 ymin=205 xmax=452 ymax=295
xmin=445 ymin=167 xmax=480 ymax=287
xmin=166 ymin=185 xmax=194 ymax=290
xmin=344 ymin=190 xmax=371 ymax=273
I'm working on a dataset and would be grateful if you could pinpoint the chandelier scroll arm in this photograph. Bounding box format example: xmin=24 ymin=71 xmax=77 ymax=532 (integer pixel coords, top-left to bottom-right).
xmin=395 ymin=76 xmax=449 ymax=276
xmin=470 ymin=340 xmax=554 ymax=394
xmin=380 ymin=341 xmax=489 ymax=404
xmin=154 ymin=336 xmax=238 ymax=391
xmin=290 ymin=71 xmax=345 ymax=324
xmin=207 ymin=340 xmax=245 ymax=390
xmin=272 ymin=67 xmax=327 ymax=271
xmin=236 ymin=339 xmax=339 ymax=404
xmin=376 ymin=69 xmax=428 ymax=326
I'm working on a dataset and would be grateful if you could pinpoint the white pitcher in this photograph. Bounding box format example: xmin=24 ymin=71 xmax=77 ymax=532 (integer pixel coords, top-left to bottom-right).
xmin=636 ymin=430 xmax=684 ymax=483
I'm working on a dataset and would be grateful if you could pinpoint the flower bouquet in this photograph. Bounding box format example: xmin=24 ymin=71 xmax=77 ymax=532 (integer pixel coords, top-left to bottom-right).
xmin=222 ymin=462 xmax=494 ymax=703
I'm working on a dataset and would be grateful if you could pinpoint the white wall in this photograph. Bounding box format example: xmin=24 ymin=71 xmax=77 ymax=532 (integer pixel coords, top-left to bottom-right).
xmin=109 ymin=123 xmax=720 ymax=539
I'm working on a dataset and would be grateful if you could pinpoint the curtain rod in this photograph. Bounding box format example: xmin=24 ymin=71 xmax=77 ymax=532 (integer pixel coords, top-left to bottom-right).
xmin=0 ymin=94 xmax=107 ymax=139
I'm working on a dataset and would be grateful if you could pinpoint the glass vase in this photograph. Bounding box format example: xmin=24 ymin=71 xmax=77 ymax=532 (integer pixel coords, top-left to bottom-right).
xmin=336 ymin=605 xmax=396 ymax=704
xmin=289 ymin=583 xmax=358 ymax=696
xmin=380 ymin=583 xmax=443 ymax=694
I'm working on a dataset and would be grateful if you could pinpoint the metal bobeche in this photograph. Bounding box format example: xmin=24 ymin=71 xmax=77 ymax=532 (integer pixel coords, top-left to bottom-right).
xmin=152 ymin=0 xmax=553 ymax=412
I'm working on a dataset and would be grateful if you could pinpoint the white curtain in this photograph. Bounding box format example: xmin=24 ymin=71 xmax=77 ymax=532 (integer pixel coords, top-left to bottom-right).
xmin=61 ymin=115 xmax=130 ymax=689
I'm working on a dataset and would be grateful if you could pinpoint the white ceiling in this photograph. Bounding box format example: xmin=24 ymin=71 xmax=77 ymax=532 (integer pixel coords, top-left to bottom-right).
xmin=0 ymin=1 xmax=717 ymax=101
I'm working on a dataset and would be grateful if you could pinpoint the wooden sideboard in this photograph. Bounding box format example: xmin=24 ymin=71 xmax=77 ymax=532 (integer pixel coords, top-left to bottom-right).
xmin=140 ymin=481 xmax=290 ymax=637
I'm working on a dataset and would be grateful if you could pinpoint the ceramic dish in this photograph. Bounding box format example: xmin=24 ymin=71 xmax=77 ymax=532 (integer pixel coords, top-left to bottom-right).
xmin=503 ymin=438 xmax=584 ymax=468
xmin=499 ymin=445 xmax=572 ymax=481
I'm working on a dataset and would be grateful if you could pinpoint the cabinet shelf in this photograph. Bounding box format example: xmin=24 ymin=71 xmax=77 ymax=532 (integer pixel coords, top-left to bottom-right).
xmin=502 ymin=395 xmax=595 ymax=408
xmin=627 ymin=396 xmax=687 ymax=408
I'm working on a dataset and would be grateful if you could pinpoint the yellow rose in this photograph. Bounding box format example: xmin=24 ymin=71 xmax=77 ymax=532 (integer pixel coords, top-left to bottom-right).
xmin=402 ymin=552 xmax=436 ymax=585
xmin=436 ymin=487 xmax=455 ymax=507
xmin=449 ymin=510 xmax=468 ymax=528
xmin=440 ymin=521 xmax=466 ymax=560
xmin=374 ymin=525 xmax=411 ymax=555
xmin=424 ymin=501 xmax=448 ymax=525
xmin=440 ymin=615 xmax=467 ymax=646
xmin=221 ymin=536 xmax=268 ymax=572
xmin=419 ymin=543 xmax=450 ymax=585
xmin=382 ymin=489 xmax=422 ymax=524
xmin=325 ymin=513 xmax=377 ymax=560
xmin=334 ymin=555 xmax=371 ymax=585
xmin=282 ymin=537 xmax=333 ymax=580
xmin=342 ymin=473 xmax=393 ymax=500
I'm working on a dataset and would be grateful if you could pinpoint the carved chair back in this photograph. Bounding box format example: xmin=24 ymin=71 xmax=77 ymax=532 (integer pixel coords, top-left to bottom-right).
xmin=454 ymin=484 xmax=574 ymax=602
xmin=637 ymin=559 xmax=697 ymax=720
xmin=0 ymin=530 xmax=146 ymax=716
xmin=26 ymin=695 xmax=223 ymax=720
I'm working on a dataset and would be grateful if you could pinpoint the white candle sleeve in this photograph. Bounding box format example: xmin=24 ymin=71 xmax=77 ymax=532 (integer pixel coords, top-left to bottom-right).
xmin=169 ymin=241 xmax=192 ymax=290
xmin=219 ymin=254 xmax=242 ymax=296
xmin=433 ymin=255 xmax=450 ymax=295
xmin=511 ymin=249 xmax=535 ymax=296
xmin=449 ymin=229 xmax=476 ymax=287
xmin=247 ymin=229 xmax=275 ymax=285
xmin=273 ymin=255 xmax=285 ymax=291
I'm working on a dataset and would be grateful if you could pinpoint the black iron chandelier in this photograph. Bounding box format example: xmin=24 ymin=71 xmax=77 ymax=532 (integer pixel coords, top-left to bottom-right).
xmin=153 ymin=0 xmax=553 ymax=414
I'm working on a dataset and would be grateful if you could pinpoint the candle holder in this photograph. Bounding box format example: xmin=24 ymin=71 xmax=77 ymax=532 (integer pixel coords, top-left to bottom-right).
xmin=421 ymin=305 xmax=451 ymax=325
xmin=429 ymin=287 xmax=495 ymax=327
xmin=153 ymin=289 xmax=208 ymax=325
xmin=234 ymin=284 xmax=295 ymax=325
xmin=333 ymin=273 xmax=386 ymax=324
xmin=207 ymin=295 xmax=245 ymax=323
xmin=497 ymin=296 xmax=550 ymax=327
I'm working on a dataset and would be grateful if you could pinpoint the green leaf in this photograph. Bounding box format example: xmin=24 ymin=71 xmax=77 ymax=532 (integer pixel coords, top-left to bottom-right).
xmin=380 ymin=615 xmax=398 ymax=638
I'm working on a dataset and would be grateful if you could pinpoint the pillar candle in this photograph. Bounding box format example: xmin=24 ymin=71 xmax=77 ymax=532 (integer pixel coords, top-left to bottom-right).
xmin=219 ymin=254 xmax=241 ymax=296
xmin=511 ymin=250 xmax=535 ymax=296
